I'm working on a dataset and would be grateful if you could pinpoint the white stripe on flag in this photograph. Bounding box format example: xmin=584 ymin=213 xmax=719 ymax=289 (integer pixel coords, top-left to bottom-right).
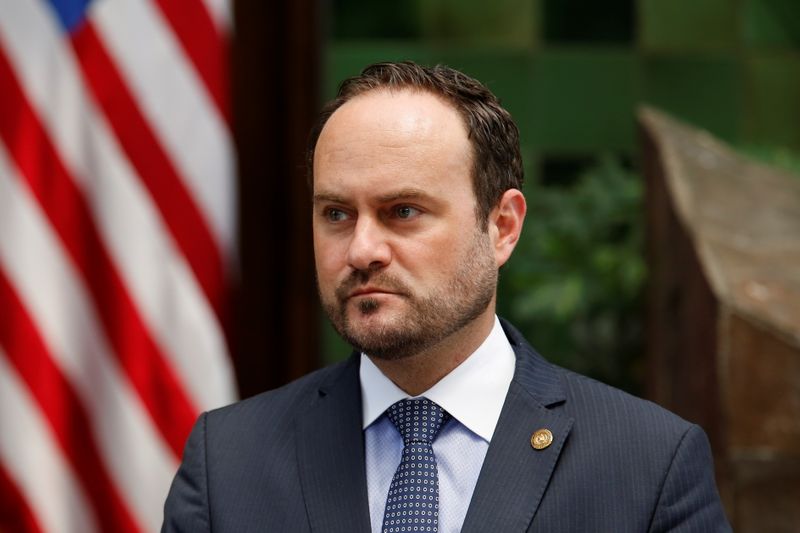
xmin=0 ymin=143 xmax=177 ymax=533
xmin=200 ymin=0 xmax=233 ymax=31
xmin=91 ymin=0 xmax=237 ymax=255
xmin=0 ymin=0 xmax=237 ymax=412
xmin=0 ymin=351 xmax=100 ymax=533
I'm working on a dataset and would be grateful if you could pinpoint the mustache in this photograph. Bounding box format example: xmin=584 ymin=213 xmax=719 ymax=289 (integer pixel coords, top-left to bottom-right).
xmin=334 ymin=270 xmax=411 ymax=302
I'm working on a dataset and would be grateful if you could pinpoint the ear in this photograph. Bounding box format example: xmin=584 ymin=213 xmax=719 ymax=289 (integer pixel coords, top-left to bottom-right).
xmin=489 ymin=188 xmax=526 ymax=268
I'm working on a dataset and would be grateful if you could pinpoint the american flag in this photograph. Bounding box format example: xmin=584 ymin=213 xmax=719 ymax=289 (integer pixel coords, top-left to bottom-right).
xmin=0 ymin=1 xmax=237 ymax=531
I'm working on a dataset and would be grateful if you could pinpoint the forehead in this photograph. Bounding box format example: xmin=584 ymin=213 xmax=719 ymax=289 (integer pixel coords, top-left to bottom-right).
xmin=313 ymin=89 xmax=473 ymax=197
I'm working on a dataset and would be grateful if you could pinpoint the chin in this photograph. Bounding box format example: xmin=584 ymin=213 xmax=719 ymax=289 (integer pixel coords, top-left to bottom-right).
xmin=348 ymin=308 xmax=399 ymax=331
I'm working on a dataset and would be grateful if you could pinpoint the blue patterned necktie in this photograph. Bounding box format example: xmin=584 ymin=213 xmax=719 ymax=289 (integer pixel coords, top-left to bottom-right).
xmin=381 ymin=398 xmax=451 ymax=533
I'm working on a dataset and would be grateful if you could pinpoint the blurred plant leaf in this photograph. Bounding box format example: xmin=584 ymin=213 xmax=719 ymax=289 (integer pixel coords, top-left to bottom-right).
xmin=498 ymin=155 xmax=645 ymax=393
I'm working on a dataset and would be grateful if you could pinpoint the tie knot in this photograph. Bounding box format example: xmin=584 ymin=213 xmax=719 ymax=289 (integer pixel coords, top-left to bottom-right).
xmin=386 ymin=398 xmax=450 ymax=445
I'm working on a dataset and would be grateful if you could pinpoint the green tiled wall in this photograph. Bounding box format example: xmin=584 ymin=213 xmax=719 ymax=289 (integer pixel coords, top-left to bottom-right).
xmin=418 ymin=0 xmax=537 ymax=47
xmin=327 ymin=0 xmax=800 ymax=161
xmin=639 ymin=0 xmax=739 ymax=52
xmin=744 ymin=0 xmax=800 ymax=48
xmin=743 ymin=53 xmax=800 ymax=146
xmin=642 ymin=55 xmax=741 ymax=141
xmin=543 ymin=0 xmax=634 ymax=44
xmin=529 ymin=49 xmax=638 ymax=151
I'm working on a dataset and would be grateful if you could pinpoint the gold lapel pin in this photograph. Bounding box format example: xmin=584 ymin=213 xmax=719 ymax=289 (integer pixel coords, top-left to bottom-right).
xmin=530 ymin=428 xmax=553 ymax=450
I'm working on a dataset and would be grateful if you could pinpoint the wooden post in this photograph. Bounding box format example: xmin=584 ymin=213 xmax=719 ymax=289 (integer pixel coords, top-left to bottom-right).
xmin=641 ymin=107 xmax=800 ymax=532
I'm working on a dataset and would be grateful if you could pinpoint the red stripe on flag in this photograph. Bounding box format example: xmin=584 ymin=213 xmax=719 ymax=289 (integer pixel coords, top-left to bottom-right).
xmin=0 ymin=463 xmax=44 ymax=533
xmin=71 ymin=22 xmax=229 ymax=327
xmin=0 ymin=273 xmax=141 ymax=533
xmin=153 ymin=0 xmax=230 ymax=126
xmin=0 ymin=47 xmax=197 ymax=458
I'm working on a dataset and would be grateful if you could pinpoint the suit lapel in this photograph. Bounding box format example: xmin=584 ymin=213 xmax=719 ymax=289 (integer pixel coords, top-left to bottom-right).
xmin=461 ymin=321 xmax=574 ymax=533
xmin=296 ymin=355 xmax=372 ymax=533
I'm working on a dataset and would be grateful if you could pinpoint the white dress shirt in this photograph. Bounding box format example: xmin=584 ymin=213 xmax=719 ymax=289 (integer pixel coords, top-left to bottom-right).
xmin=360 ymin=316 xmax=516 ymax=533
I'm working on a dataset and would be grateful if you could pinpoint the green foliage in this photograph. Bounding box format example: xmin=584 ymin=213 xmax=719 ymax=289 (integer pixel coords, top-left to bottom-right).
xmin=497 ymin=156 xmax=646 ymax=393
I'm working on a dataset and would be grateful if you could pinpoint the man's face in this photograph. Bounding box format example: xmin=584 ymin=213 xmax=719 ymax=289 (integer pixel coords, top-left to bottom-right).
xmin=312 ymin=89 xmax=500 ymax=360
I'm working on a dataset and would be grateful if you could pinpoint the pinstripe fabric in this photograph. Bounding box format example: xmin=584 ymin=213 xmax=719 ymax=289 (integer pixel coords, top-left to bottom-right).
xmin=162 ymin=320 xmax=731 ymax=532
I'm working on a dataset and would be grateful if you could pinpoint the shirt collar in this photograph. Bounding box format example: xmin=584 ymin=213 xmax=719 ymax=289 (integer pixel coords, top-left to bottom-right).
xmin=359 ymin=316 xmax=516 ymax=442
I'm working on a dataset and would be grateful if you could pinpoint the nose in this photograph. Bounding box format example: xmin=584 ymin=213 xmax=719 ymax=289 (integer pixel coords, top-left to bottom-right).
xmin=346 ymin=216 xmax=392 ymax=272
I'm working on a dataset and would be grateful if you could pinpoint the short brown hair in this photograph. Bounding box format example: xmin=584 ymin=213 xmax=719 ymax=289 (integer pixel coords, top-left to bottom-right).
xmin=307 ymin=61 xmax=524 ymax=226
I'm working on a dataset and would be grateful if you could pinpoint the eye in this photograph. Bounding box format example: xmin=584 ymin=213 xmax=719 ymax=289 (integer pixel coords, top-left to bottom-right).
xmin=324 ymin=207 xmax=350 ymax=222
xmin=394 ymin=205 xmax=421 ymax=219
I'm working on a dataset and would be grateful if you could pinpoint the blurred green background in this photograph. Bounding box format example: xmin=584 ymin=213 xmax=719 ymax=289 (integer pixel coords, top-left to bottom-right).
xmin=319 ymin=0 xmax=800 ymax=394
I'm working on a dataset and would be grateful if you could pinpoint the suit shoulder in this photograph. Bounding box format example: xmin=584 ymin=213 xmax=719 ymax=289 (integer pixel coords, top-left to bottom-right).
xmin=557 ymin=366 xmax=695 ymax=440
xmin=503 ymin=318 xmax=696 ymax=441
xmin=204 ymin=357 xmax=355 ymax=431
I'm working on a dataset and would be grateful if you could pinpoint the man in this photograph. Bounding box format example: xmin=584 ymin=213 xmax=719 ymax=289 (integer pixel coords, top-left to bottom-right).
xmin=162 ymin=62 xmax=731 ymax=532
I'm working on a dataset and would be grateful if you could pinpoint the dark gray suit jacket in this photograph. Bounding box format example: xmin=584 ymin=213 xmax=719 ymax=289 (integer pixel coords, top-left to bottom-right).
xmin=162 ymin=320 xmax=731 ymax=532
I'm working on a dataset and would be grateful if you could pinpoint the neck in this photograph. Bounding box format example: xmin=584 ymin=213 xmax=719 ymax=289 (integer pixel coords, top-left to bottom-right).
xmin=369 ymin=310 xmax=496 ymax=396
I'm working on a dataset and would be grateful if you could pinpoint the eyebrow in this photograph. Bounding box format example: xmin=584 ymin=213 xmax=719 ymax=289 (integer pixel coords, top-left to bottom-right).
xmin=312 ymin=192 xmax=347 ymax=205
xmin=375 ymin=188 xmax=431 ymax=203
xmin=312 ymin=188 xmax=433 ymax=205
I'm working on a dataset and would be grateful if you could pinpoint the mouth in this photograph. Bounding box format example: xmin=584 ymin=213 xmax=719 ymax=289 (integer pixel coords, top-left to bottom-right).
xmin=348 ymin=287 xmax=397 ymax=298
xmin=335 ymin=274 xmax=410 ymax=305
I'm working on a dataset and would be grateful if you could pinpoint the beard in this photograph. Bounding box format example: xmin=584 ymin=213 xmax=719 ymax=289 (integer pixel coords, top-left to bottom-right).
xmin=320 ymin=230 xmax=497 ymax=360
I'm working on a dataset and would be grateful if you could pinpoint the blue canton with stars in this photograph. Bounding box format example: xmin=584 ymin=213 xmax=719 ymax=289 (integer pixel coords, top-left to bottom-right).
xmin=45 ymin=0 xmax=93 ymax=33
xmin=382 ymin=398 xmax=451 ymax=533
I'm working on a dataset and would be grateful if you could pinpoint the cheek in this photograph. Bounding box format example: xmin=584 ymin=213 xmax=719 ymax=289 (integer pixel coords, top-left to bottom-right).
xmin=314 ymin=235 xmax=347 ymax=282
xmin=314 ymin=260 xmax=339 ymax=302
xmin=396 ymin=234 xmax=463 ymax=279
